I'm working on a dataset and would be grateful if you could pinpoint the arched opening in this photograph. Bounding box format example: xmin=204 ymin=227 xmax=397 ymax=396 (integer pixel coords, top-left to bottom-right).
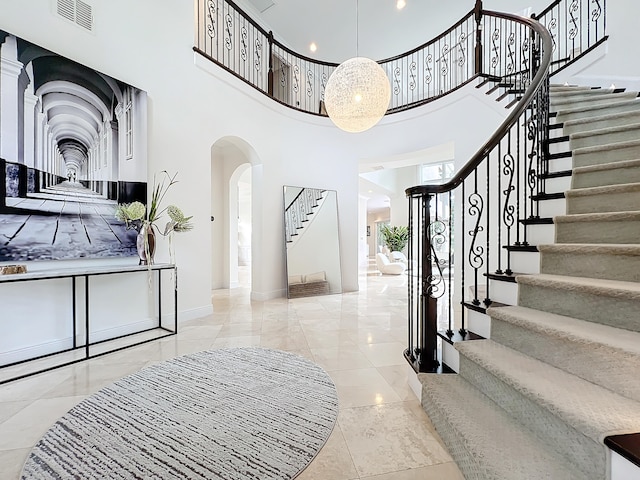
xmin=210 ymin=136 xmax=260 ymax=294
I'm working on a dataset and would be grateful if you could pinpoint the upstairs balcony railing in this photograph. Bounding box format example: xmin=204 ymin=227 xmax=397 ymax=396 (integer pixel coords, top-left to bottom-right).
xmin=194 ymin=0 xmax=606 ymax=117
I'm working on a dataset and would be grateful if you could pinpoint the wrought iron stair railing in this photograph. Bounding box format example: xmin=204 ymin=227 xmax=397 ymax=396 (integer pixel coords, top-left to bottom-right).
xmin=404 ymin=9 xmax=554 ymax=373
xmin=284 ymin=188 xmax=325 ymax=244
xmin=195 ymin=0 xmax=605 ymax=117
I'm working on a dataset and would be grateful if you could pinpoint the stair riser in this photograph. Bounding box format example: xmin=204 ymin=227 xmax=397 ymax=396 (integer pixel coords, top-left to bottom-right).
xmin=551 ymin=93 xmax=638 ymax=111
xmin=487 ymin=279 xmax=518 ymax=305
xmin=564 ymin=111 xmax=640 ymax=135
xmin=550 ymin=89 xmax=613 ymax=99
xmin=557 ymin=101 xmax=640 ymax=123
xmin=572 ymin=164 xmax=640 ymax=188
xmin=526 ymin=223 xmax=555 ymax=245
xmin=573 ymin=143 xmax=640 ymax=168
xmin=508 ymin=251 xmax=540 ymax=275
xmin=538 ymin=197 xmax=566 ymax=217
xmin=490 ymin=317 xmax=640 ymax=403
xmin=548 ymin=141 xmax=570 ymax=155
xmin=566 ymin=190 xmax=640 ymax=214
xmin=548 ymin=156 xmax=573 ymax=173
xmin=556 ymin=219 xmax=640 ymax=244
xmin=518 ymin=282 xmax=640 ymax=332
xmin=543 ymin=175 xmax=572 ymax=194
xmin=540 ymin=251 xmax=640 ymax=283
xmin=467 ymin=309 xmax=491 ymax=338
xmin=571 ymin=127 xmax=640 ymax=150
xmin=458 ymin=355 xmax=604 ymax=480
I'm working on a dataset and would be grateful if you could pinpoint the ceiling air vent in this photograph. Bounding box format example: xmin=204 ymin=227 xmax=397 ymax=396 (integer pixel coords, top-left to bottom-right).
xmin=57 ymin=0 xmax=93 ymax=31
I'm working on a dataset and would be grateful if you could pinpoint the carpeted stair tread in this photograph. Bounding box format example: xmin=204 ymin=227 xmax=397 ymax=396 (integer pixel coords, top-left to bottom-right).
xmin=539 ymin=243 xmax=640 ymax=282
xmin=550 ymin=88 xmax=616 ymax=98
xmin=455 ymin=339 xmax=640 ymax=442
xmin=555 ymin=210 xmax=640 ymax=224
xmin=487 ymin=305 xmax=640 ymax=401
xmin=563 ymin=110 xmax=640 ymax=135
xmin=571 ymin=158 xmax=640 ymax=188
xmin=556 ymin=98 xmax=640 ymax=121
xmin=570 ymin=122 xmax=640 ymax=149
xmin=564 ymin=182 xmax=640 ymax=214
xmin=538 ymin=243 xmax=640 ymax=255
xmin=551 ymin=91 xmax=639 ymax=109
xmin=516 ymin=273 xmax=640 ymax=300
xmin=419 ymin=374 xmax=585 ymax=480
xmin=573 ymin=138 xmax=640 ymax=156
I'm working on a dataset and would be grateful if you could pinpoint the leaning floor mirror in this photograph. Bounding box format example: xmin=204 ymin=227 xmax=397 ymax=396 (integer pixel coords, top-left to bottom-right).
xmin=283 ymin=186 xmax=343 ymax=298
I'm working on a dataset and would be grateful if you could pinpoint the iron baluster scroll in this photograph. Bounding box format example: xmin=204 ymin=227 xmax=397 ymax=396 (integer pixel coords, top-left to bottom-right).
xmin=405 ymin=9 xmax=553 ymax=373
xmin=195 ymin=0 xmax=605 ymax=116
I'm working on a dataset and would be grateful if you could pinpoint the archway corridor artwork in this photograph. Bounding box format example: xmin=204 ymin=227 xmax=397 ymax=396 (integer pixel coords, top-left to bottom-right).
xmin=0 ymin=29 xmax=148 ymax=261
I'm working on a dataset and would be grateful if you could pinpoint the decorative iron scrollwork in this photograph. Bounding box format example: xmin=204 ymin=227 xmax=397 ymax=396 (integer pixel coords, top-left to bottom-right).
xmin=320 ymin=72 xmax=328 ymax=100
xmin=591 ymin=0 xmax=602 ymax=22
xmin=394 ymin=66 xmax=402 ymax=96
xmin=240 ymin=26 xmax=248 ymax=61
xmin=206 ymin=1 xmax=217 ymax=38
xmin=458 ymin=33 xmax=467 ymax=67
xmin=491 ymin=28 xmax=500 ymax=69
xmin=569 ymin=0 xmax=580 ymax=40
xmin=224 ymin=14 xmax=233 ymax=50
xmin=506 ymin=33 xmax=515 ymax=74
xmin=547 ymin=18 xmax=558 ymax=52
xmin=425 ymin=53 xmax=434 ymax=85
xmin=426 ymin=220 xmax=448 ymax=299
xmin=502 ymin=151 xmax=516 ymax=228
xmin=409 ymin=62 xmax=417 ymax=91
xmin=440 ymin=45 xmax=450 ymax=76
xmin=526 ymin=110 xmax=539 ymax=194
xmin=280 ymin=68 xmax=287 ymax=88
xmin=520 ymin=38 xmax=530 ymax=83
xmin=467 ymin=192 xmax=485 ymax=270
xmin=293 ymin=65 xmax=300 ymax=94
xmin=254 ymin=39 xmax=262 ymax=70
xmin=306 ymin=70 xmax=314 ymax=97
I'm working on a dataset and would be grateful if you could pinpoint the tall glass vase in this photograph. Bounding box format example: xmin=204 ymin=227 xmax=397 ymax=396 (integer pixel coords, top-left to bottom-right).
xmin=136 ymin=223 xmax=156 ymax=265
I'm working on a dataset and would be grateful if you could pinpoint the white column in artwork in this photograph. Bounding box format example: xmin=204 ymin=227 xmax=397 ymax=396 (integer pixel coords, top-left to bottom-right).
xmin=0 ymin=35 xmax=26 ymax=163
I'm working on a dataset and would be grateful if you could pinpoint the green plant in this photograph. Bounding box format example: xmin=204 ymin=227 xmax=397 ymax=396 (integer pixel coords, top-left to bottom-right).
xmin=115 ymin=171 xmax=193 ymax=235
xmin=380 ymin=224 xmax=409 ymax=252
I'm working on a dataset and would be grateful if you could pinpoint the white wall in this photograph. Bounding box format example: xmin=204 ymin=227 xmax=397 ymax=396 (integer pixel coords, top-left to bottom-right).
xmin=1 ymin=0 xmax=636 ymax=320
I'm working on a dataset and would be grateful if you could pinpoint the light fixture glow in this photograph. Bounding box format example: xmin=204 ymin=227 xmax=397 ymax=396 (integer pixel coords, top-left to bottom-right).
xmin=324 ymin=57 xmax=391 ymax=133
xmin=396 ymin=0 xmax=406 ymax=9
xmin=309 ymin=42 xmax=317 ymax=53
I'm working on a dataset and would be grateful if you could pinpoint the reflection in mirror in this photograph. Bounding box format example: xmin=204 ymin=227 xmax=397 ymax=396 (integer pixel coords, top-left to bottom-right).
xmin=283 ymin=186 xmax=342 ymax=298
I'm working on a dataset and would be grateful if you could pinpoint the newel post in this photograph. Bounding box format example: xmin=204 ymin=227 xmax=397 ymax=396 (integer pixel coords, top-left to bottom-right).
xmin=419 ymin=194 xmax=440 ymax=373
xmin=474 ymin=0 xmax=483 ymax=75
xmin=267 ymin=30 xmax=274 ymax=97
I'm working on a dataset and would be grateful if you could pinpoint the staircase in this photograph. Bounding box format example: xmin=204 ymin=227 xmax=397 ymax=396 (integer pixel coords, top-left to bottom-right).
xmin=419 ymin=86 xmax=640 ymax=478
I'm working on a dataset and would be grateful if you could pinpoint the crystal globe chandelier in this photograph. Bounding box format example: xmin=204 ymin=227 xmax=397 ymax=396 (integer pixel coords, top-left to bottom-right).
xmin=323 ymin=1 xmax=391 ymax=133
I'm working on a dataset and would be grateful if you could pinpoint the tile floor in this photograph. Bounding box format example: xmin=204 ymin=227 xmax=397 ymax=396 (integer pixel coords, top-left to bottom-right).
xmin=0 ymin=261 xmax=463 ymax=479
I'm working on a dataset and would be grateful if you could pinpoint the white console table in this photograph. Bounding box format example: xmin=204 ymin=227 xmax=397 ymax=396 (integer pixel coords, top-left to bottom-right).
xmin=0 ymin=263 xmax=177 ymax=384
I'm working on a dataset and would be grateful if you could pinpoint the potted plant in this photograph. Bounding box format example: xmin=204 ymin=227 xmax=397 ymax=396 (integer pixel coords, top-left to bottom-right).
xmin=380 ymin=224 xmax=409 ymax=253
xmin=115 ymin=171 xmax=193 ymax=265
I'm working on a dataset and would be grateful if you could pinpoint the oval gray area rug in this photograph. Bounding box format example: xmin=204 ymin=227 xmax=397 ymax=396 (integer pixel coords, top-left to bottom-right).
xmin=21 ymin=347 xmax=338 ymax=479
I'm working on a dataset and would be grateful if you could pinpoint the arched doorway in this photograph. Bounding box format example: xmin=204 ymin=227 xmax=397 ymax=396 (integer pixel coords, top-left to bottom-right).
xmin=210 ymin=137 xmax=260 ymax=292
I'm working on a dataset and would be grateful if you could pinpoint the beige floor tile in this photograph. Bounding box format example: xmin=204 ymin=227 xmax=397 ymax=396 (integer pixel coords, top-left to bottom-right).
xmin=0 ymin=369 xmax=71 ymax=403
xmin=359 ymin=342 xmax=407 ymax=367
xmin=330 ymin=368 xmax=402 ymax=408
xmin=211 ymin=335 xmax=262 ymax=348
xmin=0 ymin=448 xmax=31 ymax=479
xmin=338 ymin=402 xmax=453 ymax=478
xmin=0 ymin=400 xmax=30 ymax=424
xmin=311 ymin=347 xmax=373 ymax=372
xmin=0 ymin=396 xmax=86 ymax=450
xmin=217 ymin=322 xmax=263 ymax=337
xmin=376 ymin=364 xmax=418 ymax=401
xmin=297 ymin=425 xmax=359 ymax=480
xmin=176 ymin=325 xmax=223 ymax=340
xmin=360 ymin=462 xmax=464 ymax=479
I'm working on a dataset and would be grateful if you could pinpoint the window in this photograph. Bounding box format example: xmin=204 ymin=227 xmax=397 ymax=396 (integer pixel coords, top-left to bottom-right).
xmin=420 ymin=160 xmax=455 ymax=185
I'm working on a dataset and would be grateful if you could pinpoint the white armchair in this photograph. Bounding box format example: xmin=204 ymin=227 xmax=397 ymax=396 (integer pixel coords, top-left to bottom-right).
xmin=375 ymin=253 xmax=406 ymax=275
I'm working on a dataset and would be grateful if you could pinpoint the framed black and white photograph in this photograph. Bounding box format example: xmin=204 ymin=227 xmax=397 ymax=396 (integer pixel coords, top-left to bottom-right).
xmin=0 ymin=30 xmax=148 ymax=262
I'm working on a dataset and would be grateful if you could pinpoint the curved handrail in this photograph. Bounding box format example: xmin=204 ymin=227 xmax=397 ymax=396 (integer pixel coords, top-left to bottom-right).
xmin=406 ymin=10 xmax=553 ymax=197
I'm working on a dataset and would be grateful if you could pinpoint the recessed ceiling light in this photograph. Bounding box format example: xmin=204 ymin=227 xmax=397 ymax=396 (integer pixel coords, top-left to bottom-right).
xmin=309 ymin=42 xmax=317 ymax=53
xmin=396 ymin=0 xmax=406 ymax=10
